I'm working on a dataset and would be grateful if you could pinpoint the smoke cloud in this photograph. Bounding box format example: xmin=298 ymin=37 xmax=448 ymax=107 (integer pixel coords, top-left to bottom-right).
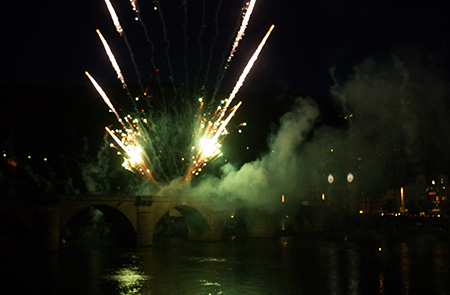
xmin=332 ymin=50 xmax=450 ymax=183
xmin=156 ymin=98 xmax=321 ymax=209
xmin=155 ymin=49 xmax=450 ymax=210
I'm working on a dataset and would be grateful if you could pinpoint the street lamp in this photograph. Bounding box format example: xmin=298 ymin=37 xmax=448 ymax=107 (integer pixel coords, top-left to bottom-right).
xmin=347 ymin=173 xmax=354 ymax=183
xmin=328 ymin=174 xmax=334 ymax=184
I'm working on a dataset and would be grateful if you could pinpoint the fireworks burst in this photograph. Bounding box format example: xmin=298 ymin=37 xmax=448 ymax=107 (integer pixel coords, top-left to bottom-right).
xmin=86 ymin=0 xmax=274 ymax=184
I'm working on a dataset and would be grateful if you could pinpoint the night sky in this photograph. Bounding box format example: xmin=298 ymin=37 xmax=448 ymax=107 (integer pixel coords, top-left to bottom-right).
xmin=2 ymin=0 xmax=448 ymax=92
xmin=2 ymin=0 xmax=450 ymax=197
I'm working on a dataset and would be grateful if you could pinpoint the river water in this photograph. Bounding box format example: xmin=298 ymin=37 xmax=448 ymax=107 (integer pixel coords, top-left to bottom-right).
xmin=4 ymin=235 xmax=450 ymax=294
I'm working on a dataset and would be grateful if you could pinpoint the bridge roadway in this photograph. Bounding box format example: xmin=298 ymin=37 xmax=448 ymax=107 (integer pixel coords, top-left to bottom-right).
xmin=1 ymin=194 xmax=279 ymax=251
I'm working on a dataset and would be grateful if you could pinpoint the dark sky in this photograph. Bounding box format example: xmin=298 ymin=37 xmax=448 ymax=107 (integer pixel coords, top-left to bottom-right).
xmin=2 ymin=0 xmax=449 ymax=94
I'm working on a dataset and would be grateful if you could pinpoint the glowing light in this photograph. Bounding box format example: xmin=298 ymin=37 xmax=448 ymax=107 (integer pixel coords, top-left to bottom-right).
xmin=347 ymin=172 xmax=354 ymax=183
xmin=104 ymin=0 xmax=123 ymax=35
xmin=328 ymin=174 xmax=334 ymax=184
xmin=129 ymin=0 xmax=137 ymax=12
xmin=225 ymin=0 xmax=257 ymax=67
xmin=85 ymin=71 xmax=120 ymax=120
xmin=281 ymin=194 xmax=285 ymax=203
xmin=96 ymin=29 xmax=127 ymax=88
xmin=104 ymin=267 xmax=149 ymax=295
xmin=88 ymin=1 xmax=274 ymax=183
xmin=6 ymin=158 xmax=18 ymax=167
xmin=217 ymin=25 xmax=275 ymax=124
xmin=400 ymin=187 xmax=405 ymax=212
xmin=105 ymin=126 xmax=156 ymax=182
xmin=199 ymin=137 xmax=221 ymax=159
xmin=126 ymin=145 xmax=143 ymax=164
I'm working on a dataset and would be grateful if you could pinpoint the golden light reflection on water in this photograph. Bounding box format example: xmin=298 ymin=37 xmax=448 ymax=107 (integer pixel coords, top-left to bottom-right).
xmin=379 ymin=272 xmax=385 ymax=294
xmin=278 ymin=236 xmax=293 ymax=246
xmin=104 ymin=267 xmax=150 ymax=295
xmin=399 ymin=242 xmax=411 ymax=294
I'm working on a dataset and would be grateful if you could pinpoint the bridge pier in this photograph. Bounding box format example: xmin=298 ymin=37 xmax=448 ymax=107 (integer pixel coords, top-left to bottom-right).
xmin=136 ymin=205 xmax=154 ymax=247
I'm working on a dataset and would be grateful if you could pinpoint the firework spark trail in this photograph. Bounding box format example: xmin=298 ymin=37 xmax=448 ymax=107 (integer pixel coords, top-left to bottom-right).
xmin=105 ymin=0 xmax=145 ymax=95
xmin=213 ymin=101 xmax=242 ymax=142
xmin=129 ymin=1 xmax=166 ymax=100
xmin=105 ymin=126 xmax=157 ymax=182
xmin=85 ymin=71 xmax=121 ymax=121
xmin=187 ymin=101 xmax=242 ymax=178
xmin=129 ymin=0 xmax=137 ymax=13
xmin=105 ymin=126 xmax=130 ymax=156
xmin=96 ymin=29 xmax=127 ymax=88
xmin=153 ymin=0 xmax=177 ymax=95
xmin=225 ymin=0 xmax=256 ymax=68
xmin=186 ymin=24 xmax=275 ymax=178
xmin=216 ymin=24 xmax=275 ymax=124
xmin=89 ymin=1 xmax=275 ymax=183
xmin=87 ymin=69 xmax=158 ymax=183
xmin=197 ymin=0 xmax=222 ymax=91
xmin=104 ymin=0 xmax=123 ymax=35
xmin=97 ymin=28 xmax=140 ymax=105
xmin=211 ymin=0 xmax=253 ymax=103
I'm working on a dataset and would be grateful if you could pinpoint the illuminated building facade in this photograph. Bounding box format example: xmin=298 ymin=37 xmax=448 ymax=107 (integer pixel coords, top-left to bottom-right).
xmin=426 ymin=175 xmax=448 ymax=215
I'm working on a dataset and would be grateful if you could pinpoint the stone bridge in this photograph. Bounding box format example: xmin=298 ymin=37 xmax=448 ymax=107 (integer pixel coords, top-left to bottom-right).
xmin=1 ymin=194 xmax=240 ymax=251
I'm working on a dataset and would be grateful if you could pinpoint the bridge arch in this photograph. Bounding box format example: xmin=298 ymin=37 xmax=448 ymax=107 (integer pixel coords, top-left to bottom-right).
xmin=60 ymin=204 xmax=136 ymax=247
xmin=3 ymin=194 xmax=232 ymax=249
xmin=153 ymin=205 xmax=210 ymax=242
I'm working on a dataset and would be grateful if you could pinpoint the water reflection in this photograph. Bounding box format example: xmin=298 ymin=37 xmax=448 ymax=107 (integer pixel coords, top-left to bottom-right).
xmin=190 ymin=257 xmax=227 ymax=263
xmin=326 ymin=242 xmax=360 ymax=295
xmin=8 ymin=236 xmax=450 ymax=294
xmin=103 ymin=266 xmax=150 ymax=295
xmin=379 ymin=272 xmax=385 ymax=294
xmin=433 ymin=241 xmax=449 ymax=292
xmin=347 ymin=246 xmax=360 ymax=295
xmin=399 ymin=242 xmax=411 ymax=295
